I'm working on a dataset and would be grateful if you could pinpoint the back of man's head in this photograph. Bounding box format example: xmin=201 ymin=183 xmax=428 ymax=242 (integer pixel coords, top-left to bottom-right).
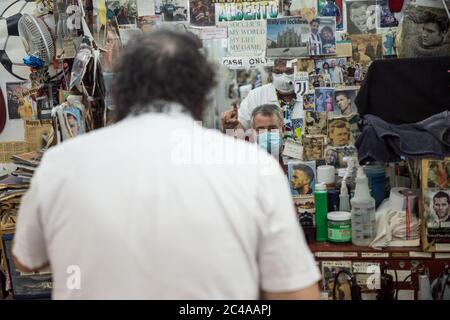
xmin=112 ymin=30 xmax=216 ymax=121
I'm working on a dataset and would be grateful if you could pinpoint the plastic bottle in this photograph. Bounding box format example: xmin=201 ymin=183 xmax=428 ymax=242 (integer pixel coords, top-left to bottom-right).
xmin=339 ymin=182 xmax=351 ymax=212
xmin=315 ymin=183 xmax=328 ymax=242
xmin=417 ymin=274 xmax=433 ymax=300
xmin=350 ymin=167 xmax=376 ymax=246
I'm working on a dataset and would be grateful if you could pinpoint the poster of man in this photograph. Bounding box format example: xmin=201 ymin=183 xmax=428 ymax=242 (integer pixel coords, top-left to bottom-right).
xmin=421 ymin=158 xmax=450 ymax=251
xmin=426 ymin=190 xmax=450 ymax=228
xmin=328 ymin=118 xmax=352 ymax=146
xmin=266 ymin=17 xmax=310 ymax=57
xmin=318 ymin=0 xmax=343 ymax=30
xmin=321 ymin=261 xmax=352 ymax=300
xmin=288 ymin=161 xmax=317 ymax=195
xmin=398 ymin=5 xmax=450 ymax=58
xmin=189 ymin=0 xmax=215 ymax=27
xmin=346 ymin=0 xmax=378 ymax=35
xmin=334 ymin=89 xmax=358 ymax=116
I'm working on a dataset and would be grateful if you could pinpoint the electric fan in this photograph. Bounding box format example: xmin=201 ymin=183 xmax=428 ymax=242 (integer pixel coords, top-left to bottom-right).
xmin=18 ymin=13 xmax=54 ymax=65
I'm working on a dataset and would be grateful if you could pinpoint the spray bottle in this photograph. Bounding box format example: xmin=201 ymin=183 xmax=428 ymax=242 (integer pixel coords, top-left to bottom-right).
xmin=339 ymin=182 xmax=351 ymax=212
xmin=351 ymin=167 xmax=377 ymax=246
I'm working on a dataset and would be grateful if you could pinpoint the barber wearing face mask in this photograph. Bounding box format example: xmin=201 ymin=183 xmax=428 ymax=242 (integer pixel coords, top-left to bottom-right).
xmin=221 ymin=59 xmax=300 ymax=133
xmin=251 ymin=104 xmax=287 ymax=174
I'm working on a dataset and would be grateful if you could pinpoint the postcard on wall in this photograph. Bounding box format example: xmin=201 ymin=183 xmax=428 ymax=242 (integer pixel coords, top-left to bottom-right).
xmin=349 ymin=34 xmax=383 ymax=65
xmin=266 ymin=16 xmax=310 ymax=57
xmin=376 ymin=0 xmax=400 ymax=28
xmin=318 ymin=0 xmax=343 ymax=30
xmin=315 ymin=87 xmax=334 ymax=112
xmin=288 ymin=160 xmax=317 ymax=196
xmin=308 ymin=16 xmax=336 ymax=55
xmin=303 ymin=92 xmax=315 ymax=110
xmin=280 ymin=0 xmax=317 ymax=21
xmin=154 ymin=0 xmax=189 ymax=22
xmin=378 ymin=27 xmax=398 ymax=56
xmin=303 ymin=135 xmax=325 ymax=161
xmin=304 ymin=111 xmax=327 ymax=135
xmin=421 ymin=158 xmax=450 ymax=252
xmin=190 ymin=0 xmax=215 ymax=26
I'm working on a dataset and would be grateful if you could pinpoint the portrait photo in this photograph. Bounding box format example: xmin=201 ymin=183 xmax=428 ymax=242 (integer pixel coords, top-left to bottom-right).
xmin=324 ymin=147 xmax=339 ymax=167
xmin=334 ymin=89 xmax=358 ymax=116
xmin=288 ymin=161 xmax=317 ymax=195
xmin=346 ymin=0 xmax=378 ymax=35
xmin=328 ymin=117 xmax=352 ymax=146
xmin=426 ymin=190 xmax=450 ymax=228
xmin=398 ymin=5 xmax=450 ymax=58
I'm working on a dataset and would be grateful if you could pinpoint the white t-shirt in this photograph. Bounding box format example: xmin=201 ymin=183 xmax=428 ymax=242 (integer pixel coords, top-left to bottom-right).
xmin=13 ymin=106 xmax=321 ymax=299
xmin=238 ymin=83 xmax=303 ymax=129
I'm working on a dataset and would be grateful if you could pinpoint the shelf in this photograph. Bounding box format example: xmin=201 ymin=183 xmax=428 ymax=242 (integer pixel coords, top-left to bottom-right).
xmin=308 ymin=241 xmax=435 ymax=260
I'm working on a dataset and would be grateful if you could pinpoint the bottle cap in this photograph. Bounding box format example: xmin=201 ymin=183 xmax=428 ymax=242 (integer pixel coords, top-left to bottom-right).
xmin=315 ymin=183 xmax=327 ymax=191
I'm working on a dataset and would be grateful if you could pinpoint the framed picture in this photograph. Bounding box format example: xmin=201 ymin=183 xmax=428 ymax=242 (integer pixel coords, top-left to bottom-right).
xmin=0 ymin=232 xmax=52 ymax=299
xmin=420 ymin=158 xmax=450 ymax=252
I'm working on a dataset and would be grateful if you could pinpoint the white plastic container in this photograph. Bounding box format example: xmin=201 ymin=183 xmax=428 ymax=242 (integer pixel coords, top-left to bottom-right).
xmin=351 ymin=167 xmax=376 ymax=246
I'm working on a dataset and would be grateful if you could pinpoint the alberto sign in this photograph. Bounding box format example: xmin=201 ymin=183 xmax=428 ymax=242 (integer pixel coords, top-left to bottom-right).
xmin=215 ymin=1 xmax=279 ymax=24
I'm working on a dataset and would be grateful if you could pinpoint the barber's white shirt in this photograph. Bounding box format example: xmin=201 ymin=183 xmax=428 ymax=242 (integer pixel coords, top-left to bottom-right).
xmin=13 ymin=106 xmax=320 ymax=299
xmin=238 ymin=83 xmax=303 ymax=129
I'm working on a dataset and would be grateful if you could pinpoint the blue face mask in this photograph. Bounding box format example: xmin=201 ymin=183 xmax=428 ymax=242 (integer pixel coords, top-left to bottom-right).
xmin=257 ymin=131 xmax=282 ymax=157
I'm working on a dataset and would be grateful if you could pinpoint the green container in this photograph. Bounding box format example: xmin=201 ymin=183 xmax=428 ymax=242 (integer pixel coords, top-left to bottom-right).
xmin=314 ymin=184 xmax=328 ymax=242
xmin=327 ymin=211 xmax=352 ymax=243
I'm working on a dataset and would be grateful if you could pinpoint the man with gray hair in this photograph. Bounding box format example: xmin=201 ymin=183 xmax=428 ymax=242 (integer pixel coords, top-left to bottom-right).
xmin=251 ymin=104 xmax=284 ymax=158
